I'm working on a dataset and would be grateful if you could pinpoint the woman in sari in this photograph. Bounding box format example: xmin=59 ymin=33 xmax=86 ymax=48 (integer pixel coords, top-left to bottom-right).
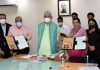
xmin=68 ymin=18 xmax=86 ymax=63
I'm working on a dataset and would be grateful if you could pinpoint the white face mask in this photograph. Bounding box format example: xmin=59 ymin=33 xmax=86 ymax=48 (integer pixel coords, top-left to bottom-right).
xmin=44 ymin=18 xmax=50 ymax=23
xmin=58 ymin=22 xmax=63 ymax=27
xmin=58 ymin=22 xmax=63 ymax=26
xmin=0 ymin=19 xmax=6 ymax=24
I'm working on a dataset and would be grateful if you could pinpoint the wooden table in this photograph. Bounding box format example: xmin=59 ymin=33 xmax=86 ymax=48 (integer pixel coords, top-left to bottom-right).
xmin=0 ymin=58 xmax=4 ymax=61
xmin=59 ymin=62 xmax=87 ymax=70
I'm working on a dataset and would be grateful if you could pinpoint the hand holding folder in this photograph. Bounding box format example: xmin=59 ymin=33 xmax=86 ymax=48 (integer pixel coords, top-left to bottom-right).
xmin=5 ymin=36 xmax=17 ymax=50
xmin=5 ymin=35 xmax=29 ymax=50
xmin=61 ymin=38 xmax=75 ymax=50
xmin=75 ymin=36 xmax=86 ymax=50
xmin=59 ymin=36 xmax=86 ymax=50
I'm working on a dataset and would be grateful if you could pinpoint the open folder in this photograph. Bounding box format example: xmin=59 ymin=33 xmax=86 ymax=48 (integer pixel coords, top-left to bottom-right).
xmin=60 ymin=36 xmax=86 ymax=50
xmin=5 ymin=35 xmax=28 ymax=50
xmin=61 ymin=37 xmax=75 ymax=50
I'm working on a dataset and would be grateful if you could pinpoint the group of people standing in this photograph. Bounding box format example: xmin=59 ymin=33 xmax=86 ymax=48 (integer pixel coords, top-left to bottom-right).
xmin=38 ymin=11 xmax=100 ymax=68
xmin=0 ymin=14 xmax=32 ymax=58
xmin=0 ymin=10 xmax=100 ymax=68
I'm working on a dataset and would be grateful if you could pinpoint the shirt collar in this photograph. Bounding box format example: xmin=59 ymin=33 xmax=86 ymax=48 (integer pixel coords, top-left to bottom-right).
xmin=1 ymin=23 xmax=6 ymax=26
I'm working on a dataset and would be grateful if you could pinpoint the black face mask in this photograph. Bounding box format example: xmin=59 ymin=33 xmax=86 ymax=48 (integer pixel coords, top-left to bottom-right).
xmin=89 ymin=25 xmax=96 ymax=30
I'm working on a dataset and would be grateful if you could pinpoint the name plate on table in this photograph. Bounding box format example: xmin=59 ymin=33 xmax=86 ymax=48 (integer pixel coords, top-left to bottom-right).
xmin=80 ymin=67 xmax=99 ymax=70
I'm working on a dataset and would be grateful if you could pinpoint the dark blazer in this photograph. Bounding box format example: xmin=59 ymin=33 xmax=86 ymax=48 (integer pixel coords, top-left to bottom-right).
xmin=0 ymin=23 xmax=12 ymax=58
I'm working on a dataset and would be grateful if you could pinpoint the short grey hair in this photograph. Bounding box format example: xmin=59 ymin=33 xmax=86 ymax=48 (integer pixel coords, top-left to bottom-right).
xmin=44 ymin=11 xmax=53 ymax=18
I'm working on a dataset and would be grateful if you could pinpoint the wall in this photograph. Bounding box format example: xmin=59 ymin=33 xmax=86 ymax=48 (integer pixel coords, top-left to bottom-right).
xmin=37 ymin=0 xmax=100 ymax=29
xmin=0 ymin=0 xmax=100 ymax=54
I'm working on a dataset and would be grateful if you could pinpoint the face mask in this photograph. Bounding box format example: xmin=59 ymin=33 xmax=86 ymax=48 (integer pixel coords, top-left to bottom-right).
xmin=58 ymin=22 xmax=63 ymax=26
xmin=89 ymin=25 xmax=95 ymax=30
xmin=44 ymin=18 xmax=50 ymax=23
xmin=16 ymin=22 xmax=22 ymax=27
xmin=0 ymin=19 xmax=6 ymax=24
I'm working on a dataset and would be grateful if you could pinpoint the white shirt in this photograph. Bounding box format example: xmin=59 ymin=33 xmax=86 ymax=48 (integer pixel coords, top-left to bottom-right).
xmin=1 ymin=23 xmax=6 ymax=36
xmin=59 ymin=25 xmax=71 ymax=36
xmin=97 ymin=22 xmax=100 ymax=28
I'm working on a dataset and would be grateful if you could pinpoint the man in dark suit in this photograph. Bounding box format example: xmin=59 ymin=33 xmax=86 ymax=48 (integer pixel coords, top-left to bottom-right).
xmin=0 ymin=14 xmax=12 ymax=58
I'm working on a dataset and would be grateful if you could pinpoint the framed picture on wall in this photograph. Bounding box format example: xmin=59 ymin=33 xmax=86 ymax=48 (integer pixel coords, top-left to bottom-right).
xmin=58 ymin=0 xmax=71 ymax=16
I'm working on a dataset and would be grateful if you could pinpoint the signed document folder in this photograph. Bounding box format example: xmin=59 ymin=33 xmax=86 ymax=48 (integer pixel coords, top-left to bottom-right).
xmin=5 ymin=35 xmax=28 ymax=50
xmin=75 ymin=36 xmax=86 ymax=49
xmin=60 ymin=36 xmax=86 ymax=50
xmin=5 ymin=36 xmax=17 ymax=50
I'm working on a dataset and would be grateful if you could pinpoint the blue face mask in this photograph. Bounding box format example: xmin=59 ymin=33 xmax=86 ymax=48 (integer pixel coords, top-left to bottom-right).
xmin=16 ymin=22 xmax=22 ymax=27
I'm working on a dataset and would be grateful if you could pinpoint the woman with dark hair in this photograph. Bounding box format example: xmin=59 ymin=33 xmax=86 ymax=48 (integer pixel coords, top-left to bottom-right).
xmin=68 ymin=18 xmax=87 ymax=63
xmin=86 ymin=19 xmax=100 ymax=68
